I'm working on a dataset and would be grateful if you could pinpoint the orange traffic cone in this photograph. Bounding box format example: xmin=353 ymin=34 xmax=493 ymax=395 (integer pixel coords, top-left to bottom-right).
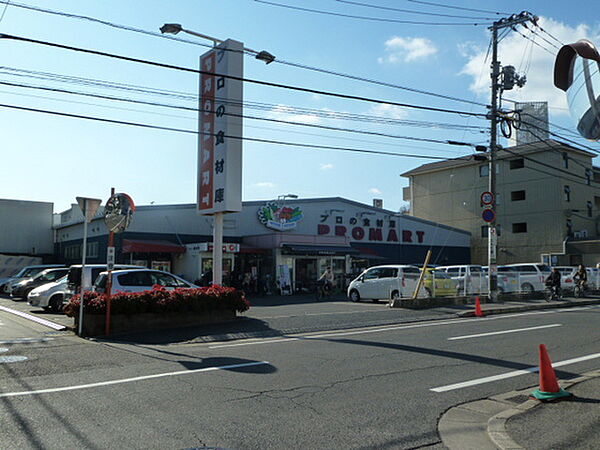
xmin=531 ymin=344 xmax=571 ymax=401
xmin=474 ymin=296 xmax=485 ymax=317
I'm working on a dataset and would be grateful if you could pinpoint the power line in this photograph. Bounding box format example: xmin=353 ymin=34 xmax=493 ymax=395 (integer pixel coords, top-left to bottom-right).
xmin=512 ymin=27 xmax=556 ymax=56
xmin=534 ymin=23 xmax=564 ymax=47
xmin=1 ymin=0 xmax=489 ymax=108
xmin=501 ymin=146 xmax=600 ymax=189
xmin=254 ymin=0 xmax=491 ymax=26
xmin=522 ymin=23 xmax=561 ymax=51
xmin=401 ymin=0 xmax=509 ymax=15
xmin=0 ymin=33 xmax=487 ymax=118
xmin=0 ymin=102 xmax=479 ymax=161
xmin=334 ymin=0 xmax=496 ymax=20
xmin=0 ymin=0 xmax=9 ymax=23
xmin=0 ymin=80 xmax=486 ymax=147
xmin=0 ymin=72 xmax=488 ymax=131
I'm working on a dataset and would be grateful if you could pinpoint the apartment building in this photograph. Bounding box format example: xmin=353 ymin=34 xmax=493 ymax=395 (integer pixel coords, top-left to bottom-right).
xmin=402 ymin=139 xmax=600 ymax=266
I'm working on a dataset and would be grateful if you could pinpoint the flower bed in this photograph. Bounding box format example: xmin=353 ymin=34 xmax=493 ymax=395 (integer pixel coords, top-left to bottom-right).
xmin=64 ymin=285 xmax=250 ymax=336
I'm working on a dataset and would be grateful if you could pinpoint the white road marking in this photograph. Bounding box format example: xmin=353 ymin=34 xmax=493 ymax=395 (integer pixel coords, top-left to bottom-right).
xmin=447 ymin=324 xmax=562 ymax=341
xmin=0 ymin=356 xmax=27 ymax=363
xmin=431 ymin=352 xmax=600 ymax=392
xmin=0 ymin=361 xmax=270 ymax=398
xmin=209 ymin=304 xmax=598 ymax=349
xmin=0 ymin=306 xmax=66 ymax=330
xmin=0 ymin=338 xmax=53 ymax=344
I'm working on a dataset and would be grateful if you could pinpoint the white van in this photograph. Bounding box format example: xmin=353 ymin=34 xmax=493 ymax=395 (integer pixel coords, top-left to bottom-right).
xmin=63 ymin=264 xmax=144 ymax=304
xmin=436 ymin=265 xmax=488 ymax=295
xmin=347 ymin=265 xmax=424 ymax=302
xmin=498 ymin=263 xmax=551 ymax=292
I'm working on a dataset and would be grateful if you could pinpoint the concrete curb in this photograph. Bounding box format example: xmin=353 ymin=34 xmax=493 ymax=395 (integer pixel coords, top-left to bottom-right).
xmin=486 ymin=369 xmax=600 ymax=450
xmin=438 ymin=369 xmax=600 ymax=450
xmin=457 ymin=298 xmax=600 ymax=318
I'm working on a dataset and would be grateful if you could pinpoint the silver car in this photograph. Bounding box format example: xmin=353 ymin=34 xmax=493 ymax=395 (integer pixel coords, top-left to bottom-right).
xmin=28 ymin=276 xmax=68 ymax=312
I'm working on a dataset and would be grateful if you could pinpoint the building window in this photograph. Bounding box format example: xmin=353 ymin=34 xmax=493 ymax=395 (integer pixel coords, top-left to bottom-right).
xmin=567 ymin=219 xmax=573 ymax=236
xmin=479 ymin=165 xmax=488 ymax=177
xmin=512 ymin=222 xmax=527 ymax=233
xmin=509 ymin=158 xmax=524 ymax=170
xmin=586 ymin=168 xmax=592 ymax=185
xmin=587 ymin=201 xmax=593 ymax=218
xmin=87 ymin=242 xmax=99 ymax=258
xmin=511 ymin=190 xmax=526 ymax=201
xmin=564 ymin=185 xmax=571 ymax=202
xmin=562 ymin=152 xmax=569 ymax=169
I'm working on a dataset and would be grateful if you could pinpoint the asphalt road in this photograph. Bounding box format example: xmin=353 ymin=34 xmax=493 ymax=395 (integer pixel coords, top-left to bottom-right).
xmin=1 ymin=301 xmax=600 ymax=449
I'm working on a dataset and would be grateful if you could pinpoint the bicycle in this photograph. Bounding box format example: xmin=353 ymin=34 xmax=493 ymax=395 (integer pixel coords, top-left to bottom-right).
xmin=497 ymin=109 xmax=522 ymax=139
xmin=573 ymin=279 xmax=586 ymax=298
xmin=315 ymin=279 xmax=332 ymax=301
xmin=544 ymin=284 xmax=561 ymax=302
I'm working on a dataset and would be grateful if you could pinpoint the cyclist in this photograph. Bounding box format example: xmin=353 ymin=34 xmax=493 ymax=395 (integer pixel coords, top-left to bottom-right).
xmin=545 ymin=267 xmax=561 ymax=301
xmin=318 ymin=266 xmax=334 ymax=296
xmin=574 ymin=264 xmax=588 ymax=295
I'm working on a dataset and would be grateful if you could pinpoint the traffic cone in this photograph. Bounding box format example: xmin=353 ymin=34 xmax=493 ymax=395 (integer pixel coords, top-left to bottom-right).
xmin=530 ymin=344 xmax=571 ymax=401
xmin=474 ymin=296 xmax=485 ymax=317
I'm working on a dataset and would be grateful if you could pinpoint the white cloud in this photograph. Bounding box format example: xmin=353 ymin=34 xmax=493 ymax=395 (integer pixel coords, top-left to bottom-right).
xmin=369 ymin=103 xmax=409 ymax=120
xmin=369 ymin=187 xmax=382 ymax=195
xmin=319 ymin=163 xmax=333 ymax=171
xmin=255 ymin=182 xmax=275 ymax=188
xmin=378 ymin=36 xmax=438 ymax=64
xmin=267 ymin=104 xmax=321 ymax=125
xmin=459 ymin=17 xmax=600 ymax=114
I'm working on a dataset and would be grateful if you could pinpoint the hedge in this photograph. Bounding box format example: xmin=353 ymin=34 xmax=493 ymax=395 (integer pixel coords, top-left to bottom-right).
xmin=64 ymin=285 xmax=250 ymax=317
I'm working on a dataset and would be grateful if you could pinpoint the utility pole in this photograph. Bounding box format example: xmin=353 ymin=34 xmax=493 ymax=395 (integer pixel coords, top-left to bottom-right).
xmin=487 ymin=12 xmax=537 ymax=302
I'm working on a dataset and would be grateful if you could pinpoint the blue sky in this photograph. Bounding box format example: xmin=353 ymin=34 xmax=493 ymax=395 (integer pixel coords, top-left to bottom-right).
xmin=0 ymin=0 xmax=598 ymax=213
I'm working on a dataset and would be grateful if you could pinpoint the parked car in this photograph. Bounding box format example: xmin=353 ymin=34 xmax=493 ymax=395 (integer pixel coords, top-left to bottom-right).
xmin=93 ymin=269 xmax=197 ymax=293
xmin=63 ymin=264 xmax=144 ymax=304
xmin=497 ymin=263 xmax=551 ymax=292
xmin=425 ymin=269 xmax=458 ymax=297
xmin=553 ymin=266 xmax=578 ymax=292
xmin=10 ymin=268 xmax=69 ymax=300
xmin=435 ymin=265 xmax=487 ymax=295
xmin=587 ymin=267 xmax=600 ymax=289
xmin=28 ymin=276 xmax=68 ymax=312
xmin=1 ymin=264 xmax=64 ymax=294
xmin=347 ymin=265 xmax=425 ymax=302
xmin=482 ymin=266 xmax=520 ymax=293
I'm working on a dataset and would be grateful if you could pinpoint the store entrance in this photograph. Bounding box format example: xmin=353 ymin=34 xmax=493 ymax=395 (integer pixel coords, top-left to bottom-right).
xmin=294 ymin=258 xmax=318 ymax=294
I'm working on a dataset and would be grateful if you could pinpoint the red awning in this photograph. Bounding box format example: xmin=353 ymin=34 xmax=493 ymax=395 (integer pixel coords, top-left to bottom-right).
xmin=122 ymin=239 xmax=186 ymax=254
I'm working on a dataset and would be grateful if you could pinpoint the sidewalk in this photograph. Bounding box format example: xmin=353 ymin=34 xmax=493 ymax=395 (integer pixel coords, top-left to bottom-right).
xmin=439 ymin=369 xmax=600 ymax=450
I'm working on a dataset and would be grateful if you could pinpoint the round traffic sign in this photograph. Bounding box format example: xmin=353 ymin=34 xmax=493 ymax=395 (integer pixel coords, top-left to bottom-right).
xmin=481 ymin=191 xmax=494 ymax=205
xmin=482 ymin=208 xmax=496 ymax=223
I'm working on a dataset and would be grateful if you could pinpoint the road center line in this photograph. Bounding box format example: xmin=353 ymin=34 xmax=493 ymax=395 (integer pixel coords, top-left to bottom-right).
xmin=447 ymin=324 xmax=562 ymax=341
xmin=0 ymin=361 xmax=270 ymax=398
xmin=431 ymin=352 xmax=600 ymax=392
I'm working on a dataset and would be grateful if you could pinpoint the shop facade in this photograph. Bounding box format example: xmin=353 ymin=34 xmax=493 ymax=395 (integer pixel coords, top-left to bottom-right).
xmin=54 ymin=197 xmax=470 ymax=294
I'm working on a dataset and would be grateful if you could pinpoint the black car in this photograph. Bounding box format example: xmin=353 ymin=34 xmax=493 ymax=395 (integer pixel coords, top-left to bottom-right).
xmin=10 ymin=268 xmax=69 ymax=300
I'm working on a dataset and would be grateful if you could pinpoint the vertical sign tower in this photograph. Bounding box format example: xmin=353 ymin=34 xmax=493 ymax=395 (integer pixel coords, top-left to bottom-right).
xmin=198 ymin=40 xmax=244 ymax=285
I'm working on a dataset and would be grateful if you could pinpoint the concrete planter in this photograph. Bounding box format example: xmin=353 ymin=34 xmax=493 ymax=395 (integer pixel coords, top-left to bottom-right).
xmin=75 ymin=309 xmax=238 ymax=337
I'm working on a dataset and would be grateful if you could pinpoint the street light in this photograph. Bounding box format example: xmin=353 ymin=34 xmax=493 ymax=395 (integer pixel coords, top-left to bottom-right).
xmin=160 ymin=23 xmax=276 ymax=63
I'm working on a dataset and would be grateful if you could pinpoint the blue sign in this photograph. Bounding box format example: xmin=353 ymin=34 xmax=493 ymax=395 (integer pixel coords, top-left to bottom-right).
xmin=482 ymin=208 xmax=495 ymax=223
